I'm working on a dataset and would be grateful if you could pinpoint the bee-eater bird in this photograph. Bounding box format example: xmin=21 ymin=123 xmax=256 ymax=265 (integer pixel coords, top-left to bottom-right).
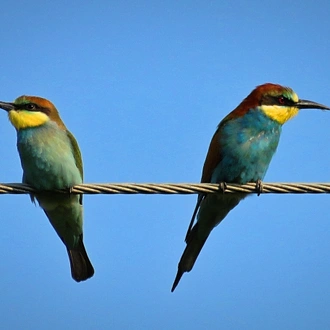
xmin=171 ymin=83 xmax=330 ymax=292
xmin=0 ymin=96 xmax=94 ymax=282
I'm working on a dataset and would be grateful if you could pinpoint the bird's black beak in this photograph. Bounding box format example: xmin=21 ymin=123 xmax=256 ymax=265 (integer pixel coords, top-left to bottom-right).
xmin=296 ymin=99 xmax=330 ymax=110
xmin=0 ymin=101 xmax=15 ymax=112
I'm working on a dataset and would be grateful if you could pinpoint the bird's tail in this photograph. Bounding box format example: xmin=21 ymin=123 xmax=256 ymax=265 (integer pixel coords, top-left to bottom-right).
xmin=67 ymin=235 xmax=94 ymax=282
xmin=171 ymin=223 xmax=208 ymax=292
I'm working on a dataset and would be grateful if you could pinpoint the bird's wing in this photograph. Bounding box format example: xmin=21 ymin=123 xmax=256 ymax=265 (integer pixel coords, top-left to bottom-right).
xmin=67 ymin=130 xmax=83 ymax=204
xmin=185 ymin=129 xmax=222 ymax=241
xmin=66 ymin=130 xmax=83 ymax=179
xmin=200 ymin=129 xmax=222 ymax=183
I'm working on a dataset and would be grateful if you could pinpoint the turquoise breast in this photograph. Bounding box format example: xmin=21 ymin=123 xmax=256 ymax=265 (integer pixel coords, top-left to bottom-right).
xmin=16 ymin=122 xmax=82 ymax=190
xmin=211 ymin=109 xmax=282 ymax=184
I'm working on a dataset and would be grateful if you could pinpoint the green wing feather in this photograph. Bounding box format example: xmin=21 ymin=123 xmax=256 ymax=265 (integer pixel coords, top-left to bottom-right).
xmin=66 ymin=130 xmax=83 ymax=204
xmin=66 ymin=130 xmax=83 ymax=180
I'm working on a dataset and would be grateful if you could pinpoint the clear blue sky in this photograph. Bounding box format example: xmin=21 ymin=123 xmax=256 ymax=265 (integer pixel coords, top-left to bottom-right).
xmin=1 ymin=1 xmax=330 ymax=329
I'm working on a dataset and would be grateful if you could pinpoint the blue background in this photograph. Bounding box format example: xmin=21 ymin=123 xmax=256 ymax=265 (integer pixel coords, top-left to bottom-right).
xmin=1 ymin=1 xmax=330 ymax=329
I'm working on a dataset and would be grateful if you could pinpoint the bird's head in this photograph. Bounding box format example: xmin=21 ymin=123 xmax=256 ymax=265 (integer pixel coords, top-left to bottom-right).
xmin=0 ymin=95 xmax=66 ymax=130
xmin=224 ymin=83 xmax=330 ymax=125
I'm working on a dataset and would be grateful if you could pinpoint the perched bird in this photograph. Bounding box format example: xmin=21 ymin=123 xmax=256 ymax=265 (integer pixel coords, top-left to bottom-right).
xmin=0 ymin=96 xmax=94 ymax=282
xmin=171 ymin=83 xmax=330 ymax=292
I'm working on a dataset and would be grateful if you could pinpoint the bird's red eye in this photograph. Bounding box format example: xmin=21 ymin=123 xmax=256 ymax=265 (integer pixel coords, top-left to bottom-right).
xmin=278 ymin=97 xmax=285 ymax=105
xmin=26 ymin=104 xmax=36 ymax=110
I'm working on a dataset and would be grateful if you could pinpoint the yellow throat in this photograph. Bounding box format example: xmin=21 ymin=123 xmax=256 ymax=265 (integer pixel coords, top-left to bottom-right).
xmin=8 ymin=110 xmax=49 ymax=130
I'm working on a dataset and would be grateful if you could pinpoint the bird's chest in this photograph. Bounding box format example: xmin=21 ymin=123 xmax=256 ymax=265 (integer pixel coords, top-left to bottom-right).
xmin=17 ymin=127 xmax=81 ymax=189
xmin=212 ymin=114 xmax=282 ymax=183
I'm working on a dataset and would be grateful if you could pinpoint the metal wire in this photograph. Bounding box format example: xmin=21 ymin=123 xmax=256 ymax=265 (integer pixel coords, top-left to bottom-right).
xmin=0 ymin=182 xmax=330 ymax=195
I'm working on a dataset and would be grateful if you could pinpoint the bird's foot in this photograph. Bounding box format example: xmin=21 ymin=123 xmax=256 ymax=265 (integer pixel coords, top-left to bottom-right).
xmin=255 ymin=180 xmax=263 ymax=196
xmin=219 ymin=182 xmax=227 ymax=194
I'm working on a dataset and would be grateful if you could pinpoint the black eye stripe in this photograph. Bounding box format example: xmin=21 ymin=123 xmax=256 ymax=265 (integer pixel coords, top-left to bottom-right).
xmin=15 ymin=103 xmax=50 ymax=115
xmin=261 ymin=95 xmax=295 ymax=106
xmin=15 ymin=103 xmax=39 ymax=111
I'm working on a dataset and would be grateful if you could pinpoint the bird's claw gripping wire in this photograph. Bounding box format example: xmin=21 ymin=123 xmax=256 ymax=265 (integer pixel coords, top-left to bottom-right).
xmin=255 ymin=180 xmax=263 ymax=196
xmin=219 ymin=182 xmax=227 ymax=194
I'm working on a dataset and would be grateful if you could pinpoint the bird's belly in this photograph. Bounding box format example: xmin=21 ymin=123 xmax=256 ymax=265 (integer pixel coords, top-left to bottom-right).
xmin=18 ymin=131 xmax=82 ymax=190
xmin=212 ymin=129 xmax=280 ymax=184
xmin=212 ymin=160 xmax=268 ymax=184
xmin=23 ymin=155 xmax=81 ymax=190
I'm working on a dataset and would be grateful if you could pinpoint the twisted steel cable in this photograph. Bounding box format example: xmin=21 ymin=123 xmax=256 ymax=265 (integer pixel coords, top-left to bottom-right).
xmin=0 ymin=182 xmax=330 ymax=195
